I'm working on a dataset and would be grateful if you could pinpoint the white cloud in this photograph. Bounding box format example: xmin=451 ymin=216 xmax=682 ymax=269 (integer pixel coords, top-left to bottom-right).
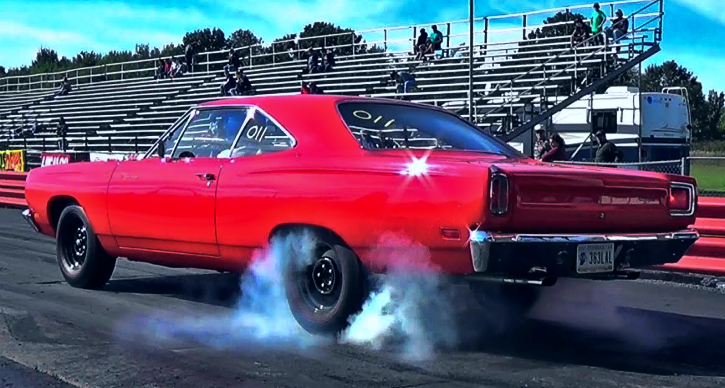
xmin=0 ymin=20 xmax=88 ymax=46
xmin=671 ymin=0 xmax=725 ymax=27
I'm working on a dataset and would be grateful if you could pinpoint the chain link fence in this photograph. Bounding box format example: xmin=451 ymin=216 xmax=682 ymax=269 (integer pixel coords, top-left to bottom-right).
xmin=558 ymin=157 xmax=725 ymax=197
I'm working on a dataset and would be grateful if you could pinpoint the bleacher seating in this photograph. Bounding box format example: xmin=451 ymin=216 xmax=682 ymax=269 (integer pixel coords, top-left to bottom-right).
xmin=0 ymin=0 xmax=663 ymax=167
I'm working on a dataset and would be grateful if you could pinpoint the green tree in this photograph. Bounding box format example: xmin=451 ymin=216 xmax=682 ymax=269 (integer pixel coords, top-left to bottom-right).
xmin=227 ymin=29 xmax=265 ymax=63
xmin=700 ymin=90 xmax=725 ymax=141
xmin=0 ymin=66 xmax=5 ymax=76
xmin=182 ymin=28 xmax=226 ymax=53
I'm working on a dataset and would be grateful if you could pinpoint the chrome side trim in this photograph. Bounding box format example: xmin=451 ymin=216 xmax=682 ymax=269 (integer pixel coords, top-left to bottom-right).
xmin=21 ymin=209 xmax=40 ymax=233
xmin=670 ymin=182 xmax=696 ymax=217
xmin=469 ymin=229 xmax=700 ymax=273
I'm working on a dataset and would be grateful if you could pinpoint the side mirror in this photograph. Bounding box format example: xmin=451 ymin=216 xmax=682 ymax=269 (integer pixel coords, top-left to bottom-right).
xmin=158 ymin=140 xmax=166 ymax=158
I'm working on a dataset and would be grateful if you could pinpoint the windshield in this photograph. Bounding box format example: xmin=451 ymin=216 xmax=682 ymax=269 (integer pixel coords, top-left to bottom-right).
xmin=337 ymin=101 xmax=524 ymax=158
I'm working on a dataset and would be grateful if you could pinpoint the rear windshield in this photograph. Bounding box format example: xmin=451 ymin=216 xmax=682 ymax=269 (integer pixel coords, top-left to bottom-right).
xmin=337 ymin=102 xmax=522 ymax=157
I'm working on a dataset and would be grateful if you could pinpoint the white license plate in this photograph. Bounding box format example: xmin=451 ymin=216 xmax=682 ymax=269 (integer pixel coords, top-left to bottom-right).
xmin=576 ymin=243 xmax=615 ymax=274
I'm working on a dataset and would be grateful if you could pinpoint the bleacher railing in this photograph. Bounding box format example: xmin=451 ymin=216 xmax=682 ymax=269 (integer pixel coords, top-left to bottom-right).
xmin=0 ymin=0 xmax=663 ymax=93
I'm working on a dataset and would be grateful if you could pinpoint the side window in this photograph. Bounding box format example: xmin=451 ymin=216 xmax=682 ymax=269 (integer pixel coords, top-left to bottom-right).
xmin=146 ymin=113 xmax=190 ymax=159
xmin=172 ymin=108 xmax=248 ymax=158
xmin=229 ymin=107 xmax=294 ymax=157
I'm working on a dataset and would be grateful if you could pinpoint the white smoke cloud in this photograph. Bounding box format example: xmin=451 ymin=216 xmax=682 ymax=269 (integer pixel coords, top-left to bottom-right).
xmin=119 ymin=230 xmax=459 ymax=361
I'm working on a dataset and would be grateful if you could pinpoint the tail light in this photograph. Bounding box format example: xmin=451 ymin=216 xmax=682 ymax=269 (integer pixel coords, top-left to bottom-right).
xmin=669 ymin=182 xmax=695 ymax=216
xmin=489 ymin=169 xmax=510 ymax=216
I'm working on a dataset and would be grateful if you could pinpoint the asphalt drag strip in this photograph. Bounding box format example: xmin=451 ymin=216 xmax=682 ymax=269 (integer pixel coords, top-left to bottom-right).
xmin=0 ymin=207 xmax=724 ymax=388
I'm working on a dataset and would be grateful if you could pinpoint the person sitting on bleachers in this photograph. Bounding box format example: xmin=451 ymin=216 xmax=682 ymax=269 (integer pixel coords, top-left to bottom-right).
xmin=172 ymin=58 xmax=186 ymax=77
xmin=225 ymin=49 xmax=240 ymax=73
xmin=390 ymin=71 xmax=417 ymax=96
xmin=570 ymin=18 xmax=590 ymax=47
xmin=235 ymin=70 xmax=253 ymax=95
xmin=154 ymin=59 xmax=166 ymax=79
xmin=301 ymin=81 xmax=311 ymax=94
xmin=304 ymin=48 xmax=319 ymax=74
xmin=607 ymin=9 xmax=628 ymax=51
xmin=309 ymin=82 xmax=324 ymax=94
xmin=220 ymin=68 xmax=236 ymax=96
xmin=414 ymin=28 xmax=429 ymax=61
xmin=321 ymin=48 xmax=335 ymax=72
xmin=421 ymin=25 xmax=443 ymax=59
xmin=164 ymin=59 xmax=173 ymax=77
xmin=54 ymin=75 xmax=72 ymax=96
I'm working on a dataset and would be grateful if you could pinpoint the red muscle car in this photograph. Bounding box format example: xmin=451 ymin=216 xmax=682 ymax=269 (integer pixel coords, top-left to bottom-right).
xmin=22 ymin=95 xmax=699 ymax=335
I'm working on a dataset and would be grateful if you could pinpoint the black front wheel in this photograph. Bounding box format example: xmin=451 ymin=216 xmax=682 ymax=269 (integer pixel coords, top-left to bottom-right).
xmin=282 ymin=229 xmax=367 ymax=336
xmin=56 ymin=205 xmax=117 ymax=289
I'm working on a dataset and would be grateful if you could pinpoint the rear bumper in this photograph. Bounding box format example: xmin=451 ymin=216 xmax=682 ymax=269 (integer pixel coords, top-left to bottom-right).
xmin=469 ymin=229 xmax=699 ymax=277
xmin=21 ymin=209 xmax=41 ymax=233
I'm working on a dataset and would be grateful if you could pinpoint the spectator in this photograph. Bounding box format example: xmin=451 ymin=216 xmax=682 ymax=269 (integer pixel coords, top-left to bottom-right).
xmin=414 ymin=28 xmax=428 ymax=60
xmin=305 ymin=48 xmax=319 ymax=74
xmin=308 ymin=82 xmax=324 ymax=94
xmin=571 ymin=18 xmax=590 ymax=46
xmin=300 ymin=81 xmax=311 ymax=94
xmin=54 ymin=75 xmax=72 ymax=96
xmin=154 ymin=59 xmax=166 ymax=79
xmin=173 ymin=59 xmax=186 ymax=77
xmin=422 ymin=25 xmax=443 ymax=59
xmin=594 ymin=130 xmax=622 ymax=163
xmin=185 ymin=43 xmax=194 ymax=73
xmin=607 ymin=9 xmax=629 ymax=50
xmin=220 ymin=68 xmax=236 ymax=96
xmin=533 ymin=125 xmax=551 ymax=160
xmin=57 ymin=117 xmax=68 ymax=152
xmin=390 ymin=70 xmax=417 ymax=95
xmin=321 ymin=48 xmax=335 ymax=72
xmin=165 ymin=58 xmax=173 ymax=77
xmin=541 ymin=133 xmax=566 ymax=162
xmin=235 ymin=70 xmax=253 ymax=95
xmin=591 ymin=3 xmax=607 ymax=46
xmin=226 ymin=49 xmax=240 ymax=73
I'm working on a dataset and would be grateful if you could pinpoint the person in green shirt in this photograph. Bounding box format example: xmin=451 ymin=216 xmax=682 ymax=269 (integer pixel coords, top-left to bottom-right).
xmin=591 ymin=2 xmax=607 ymax=46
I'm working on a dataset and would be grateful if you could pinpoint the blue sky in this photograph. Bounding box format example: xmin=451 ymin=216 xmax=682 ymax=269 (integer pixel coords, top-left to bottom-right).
xmin=0 ymin=0 xmax=722 ymax=92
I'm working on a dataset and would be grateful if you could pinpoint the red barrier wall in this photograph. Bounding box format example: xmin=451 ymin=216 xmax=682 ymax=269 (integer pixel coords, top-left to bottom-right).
xmin=3 ymin=171 xmax=725 ymax=275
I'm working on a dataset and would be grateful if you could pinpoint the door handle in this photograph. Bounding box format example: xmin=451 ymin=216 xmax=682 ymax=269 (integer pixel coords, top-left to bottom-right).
xmin=195 ymin=173 xmax=216 ymax=181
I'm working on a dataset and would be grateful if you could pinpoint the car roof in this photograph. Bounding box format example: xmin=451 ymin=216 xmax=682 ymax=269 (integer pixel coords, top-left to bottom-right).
xmin=197 ymin=95 xmax=453 ymax=155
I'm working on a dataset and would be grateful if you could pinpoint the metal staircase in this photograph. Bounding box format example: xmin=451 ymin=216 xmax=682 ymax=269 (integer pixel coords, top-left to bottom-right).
xmin=472 ymin=0 xmax=664 ymax=147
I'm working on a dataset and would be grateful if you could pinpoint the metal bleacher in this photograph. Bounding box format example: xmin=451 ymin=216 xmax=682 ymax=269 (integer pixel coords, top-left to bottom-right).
xmin=0 ymin=0 xmax=664 ymax=167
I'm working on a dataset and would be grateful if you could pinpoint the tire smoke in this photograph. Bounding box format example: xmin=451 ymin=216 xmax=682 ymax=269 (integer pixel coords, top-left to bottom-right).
xmin=340 ymin=233 xmax=459 ymax=361
xmin=120 ymin=231 xmax=458 ymax=360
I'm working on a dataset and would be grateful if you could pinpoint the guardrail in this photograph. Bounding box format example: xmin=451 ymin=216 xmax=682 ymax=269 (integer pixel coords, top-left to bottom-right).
xmin=2 ymin=169 xmax=724 ymax=277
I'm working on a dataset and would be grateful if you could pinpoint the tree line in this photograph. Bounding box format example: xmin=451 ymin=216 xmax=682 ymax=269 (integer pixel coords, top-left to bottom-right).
xmin=0 ymin=22 xmax=384 ymax=78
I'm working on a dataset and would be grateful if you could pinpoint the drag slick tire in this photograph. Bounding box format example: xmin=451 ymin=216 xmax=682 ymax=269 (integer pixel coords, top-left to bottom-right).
xmin=281 ymin=228 xmax=366 ymax=336
xmin=56 ymin=205 xmax=117 ymax=289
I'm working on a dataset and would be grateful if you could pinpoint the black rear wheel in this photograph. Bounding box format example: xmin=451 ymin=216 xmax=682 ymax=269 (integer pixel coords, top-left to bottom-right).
xmin=281 ymin=228 xmax=367 ymax=336
xmin=56 ymin=205 xmax=116 ymax=289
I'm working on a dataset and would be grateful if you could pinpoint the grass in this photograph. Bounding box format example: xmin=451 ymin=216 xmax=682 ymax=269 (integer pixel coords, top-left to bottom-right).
xmin=690 ymin=159 xmax=725 ymax=195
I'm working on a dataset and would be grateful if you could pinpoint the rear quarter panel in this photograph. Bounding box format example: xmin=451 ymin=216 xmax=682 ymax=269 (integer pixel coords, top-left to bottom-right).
xmin=25 ymin=161 xmax=119 ymax=240
xmin=215 ymin=151 xmax=490 ymax=274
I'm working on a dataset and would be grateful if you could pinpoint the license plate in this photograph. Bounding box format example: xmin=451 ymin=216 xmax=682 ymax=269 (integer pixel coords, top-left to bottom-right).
xmin=576 ymin=243 xmax=615 ymax=274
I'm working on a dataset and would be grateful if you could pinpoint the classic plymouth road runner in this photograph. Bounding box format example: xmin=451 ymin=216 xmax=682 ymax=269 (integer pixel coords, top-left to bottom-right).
xmin=22 ymin=95 xmax=699 ymax=335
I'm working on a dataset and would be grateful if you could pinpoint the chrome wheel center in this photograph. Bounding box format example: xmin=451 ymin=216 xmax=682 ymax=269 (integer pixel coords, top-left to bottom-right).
xmin=311 ymin=257 xmax=336 ymax=295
